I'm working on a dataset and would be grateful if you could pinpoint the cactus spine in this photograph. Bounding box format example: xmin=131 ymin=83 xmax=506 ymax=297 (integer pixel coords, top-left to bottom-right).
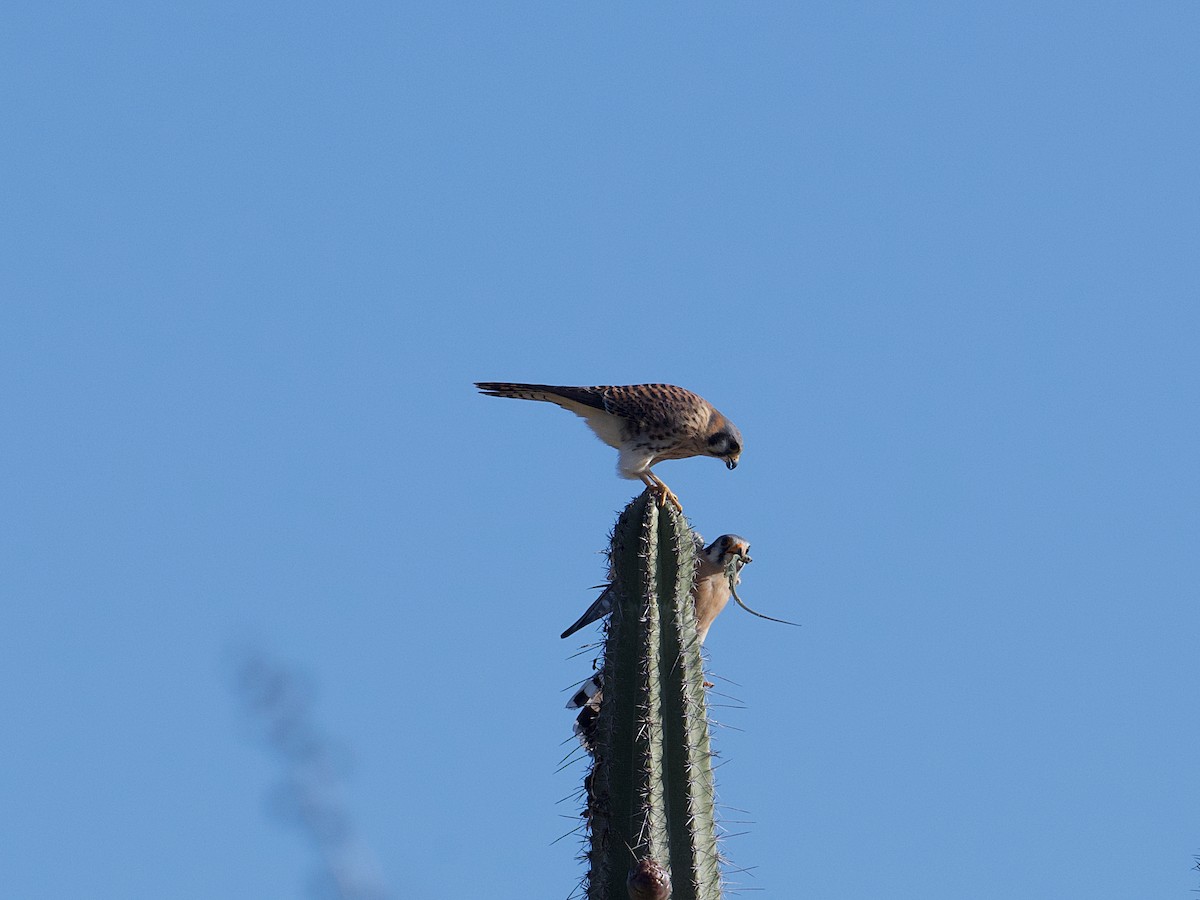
xmin=586 ymin=490 xmax=722 ymax=900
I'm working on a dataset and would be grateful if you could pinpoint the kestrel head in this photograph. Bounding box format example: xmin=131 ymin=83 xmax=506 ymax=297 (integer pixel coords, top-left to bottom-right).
xmin=704 ymin=416 xmax=743 ymax=470
xmin=702 ymin=534 xmax=752 ymax=567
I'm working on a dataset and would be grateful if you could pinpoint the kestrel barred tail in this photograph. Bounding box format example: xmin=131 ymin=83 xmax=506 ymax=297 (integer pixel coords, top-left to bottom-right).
xmin=474 ymin=382 xmax=742 ymax=508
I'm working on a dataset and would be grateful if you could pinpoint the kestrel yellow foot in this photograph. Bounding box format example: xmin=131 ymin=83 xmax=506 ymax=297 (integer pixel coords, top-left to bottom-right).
xmin=647 ymin=478 xmax=682 ymax=511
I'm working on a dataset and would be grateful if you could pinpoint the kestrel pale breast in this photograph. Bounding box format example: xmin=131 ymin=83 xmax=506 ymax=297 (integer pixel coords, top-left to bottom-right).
xmin=475 ymin=382 xmax=742 ymax=508
xmin=691 ymin=533 xmax=753 ymax=643
xmin=561 ymin=533 xmax=753 ymax=645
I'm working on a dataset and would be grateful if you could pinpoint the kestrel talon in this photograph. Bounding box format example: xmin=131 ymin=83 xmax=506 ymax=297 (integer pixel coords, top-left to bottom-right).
xmin=474 ymin=382 xmax=742 ymax=508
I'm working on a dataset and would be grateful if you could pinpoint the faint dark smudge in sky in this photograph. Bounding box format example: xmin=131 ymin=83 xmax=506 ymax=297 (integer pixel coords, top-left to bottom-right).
xmin=232 ymin=649 xmax=389 ymax=900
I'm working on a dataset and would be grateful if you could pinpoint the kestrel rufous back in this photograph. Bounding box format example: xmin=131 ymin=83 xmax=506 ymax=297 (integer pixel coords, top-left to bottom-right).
xmin=474 ymin=382 xmax=742 ymax=508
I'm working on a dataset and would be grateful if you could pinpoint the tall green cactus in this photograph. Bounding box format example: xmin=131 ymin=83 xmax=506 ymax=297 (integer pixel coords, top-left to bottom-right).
xmin=585 ymin=490 xmax=722 ymax=900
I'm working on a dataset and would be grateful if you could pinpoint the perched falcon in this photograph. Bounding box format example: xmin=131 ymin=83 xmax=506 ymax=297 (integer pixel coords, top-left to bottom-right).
xmin=561 ymin=533 xmax=753 ymax=644
xmin=475 ymin=382 xmax=742 ymax=508
xmin=565 ymin=534 xmax=752 ymax=751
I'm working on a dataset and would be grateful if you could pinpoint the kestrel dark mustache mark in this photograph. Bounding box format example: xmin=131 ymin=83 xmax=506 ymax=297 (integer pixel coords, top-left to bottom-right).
xmin=475 ymin=382 xmax=743 ymax=510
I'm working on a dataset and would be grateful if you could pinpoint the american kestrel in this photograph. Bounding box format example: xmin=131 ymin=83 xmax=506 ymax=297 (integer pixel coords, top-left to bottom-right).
xmin=565 ymin=534 xmax=752 ymax=751
xmin=475 ymin=382 xmax=742 ymax=508
xmin=561 ymin=533 xmax=753 ymax=645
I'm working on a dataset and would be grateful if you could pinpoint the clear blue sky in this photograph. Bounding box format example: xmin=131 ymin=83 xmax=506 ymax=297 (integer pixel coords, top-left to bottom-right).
xmin=2 ymin=3 xmax=1197 ymax=898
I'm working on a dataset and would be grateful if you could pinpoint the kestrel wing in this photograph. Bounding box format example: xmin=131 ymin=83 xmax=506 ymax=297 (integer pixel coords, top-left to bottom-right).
xmin=565 ymin=673 xmax=603 ymax=709
xmin=594 ymin=384 xmax=710 ymax=436
xmin=560 ymin=584 xmax=617 ymax=639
